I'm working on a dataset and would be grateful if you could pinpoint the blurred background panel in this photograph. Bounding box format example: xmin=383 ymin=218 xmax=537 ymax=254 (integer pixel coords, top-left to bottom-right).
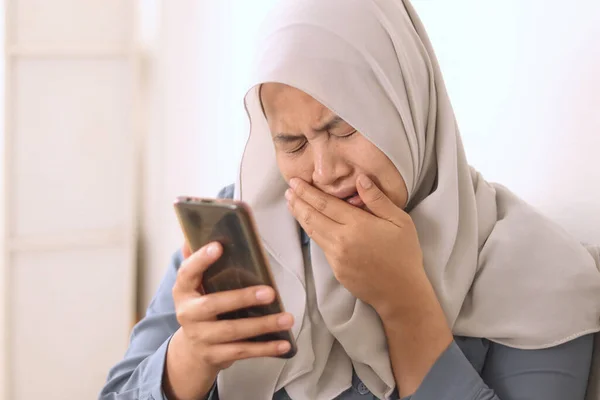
xmin=12 ymin=0 xmax=131 ymax=51
xmin=1 ymin=1 xmax=137 ymax=399
xmin=0 ymin=1 xmax=598 ymax=399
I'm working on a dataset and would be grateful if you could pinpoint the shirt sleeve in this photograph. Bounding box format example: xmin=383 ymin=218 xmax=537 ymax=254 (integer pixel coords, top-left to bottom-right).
xmin=99 ymin=250 xmax=183 ymax=400
xmin=100 ymin=186 xmax=235 ymax=399
xmin=402 ymin=334 xmax=594 ymax=400
xmin=98 ymin=250 xmax=220 ymax=400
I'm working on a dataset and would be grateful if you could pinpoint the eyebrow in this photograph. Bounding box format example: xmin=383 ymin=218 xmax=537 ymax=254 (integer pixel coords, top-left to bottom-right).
xmin=273 ymin=115 xmax=344 ymax=143
xmin=273 ymin=133 xmax=304 ymax=144
xmin=314 ymin=115 xmax=344 ymax=132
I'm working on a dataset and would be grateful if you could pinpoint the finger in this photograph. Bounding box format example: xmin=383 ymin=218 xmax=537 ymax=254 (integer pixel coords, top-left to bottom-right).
xmin=182 ymin=241 xmax=192 ymax=259
xmin=205 ymin=340 xmax=292 ymax=363
xmin=178 ymin=285 xmax=277 ymax=322
xmin=285 ymin=188 xmax=339 ymax=242
xmin=288 ymin=178 xmax=350 ymax=223
xmin=175 ymin=242 xmax=222 ymax=295
xmin=356 ymin=174 xmax=404 ymax=225
xmin=201 ymin=312 xmax=295 ymax=344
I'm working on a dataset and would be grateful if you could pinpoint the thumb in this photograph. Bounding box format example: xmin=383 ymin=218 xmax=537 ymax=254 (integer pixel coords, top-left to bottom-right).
xmin=356 ymin=174 xmax=402 ymax=223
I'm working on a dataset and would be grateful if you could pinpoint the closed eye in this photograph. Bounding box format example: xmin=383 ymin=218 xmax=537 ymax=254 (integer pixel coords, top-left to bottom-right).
xmin=274 ymin=127 xmax=356 ymax=155
xmin=286 ymin=130 xmax=355 ymax=154
xmin=335 ymin=129 xmax=357 ymax=139
xmin=288 ymin=140 xmax=308 ymax=154
xmin=274 ymin=134 xmax=308 ymax=154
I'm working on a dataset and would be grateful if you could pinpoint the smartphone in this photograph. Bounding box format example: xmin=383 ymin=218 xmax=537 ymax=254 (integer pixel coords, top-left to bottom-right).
xmin=173 ymin=196 xmax=297 ymax=358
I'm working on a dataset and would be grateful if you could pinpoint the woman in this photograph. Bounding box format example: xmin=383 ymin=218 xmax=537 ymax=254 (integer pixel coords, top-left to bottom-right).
xmin=101 ymin=0 xmax=600 ymax=399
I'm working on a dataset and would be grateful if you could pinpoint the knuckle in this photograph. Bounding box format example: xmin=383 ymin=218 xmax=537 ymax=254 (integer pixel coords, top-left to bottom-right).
xmin=201 ymin=350 xmax=219 ymax=366
xmin=175 ymin=263 xmax=190 ymax=284
xmin=287 ymin=195 xmax=296 ymax=209
xmin=370 ymin=189 xmax=385 ymax=202
xmin=231 ymin=346 xmax=249 ymax=360
xmin=199 ymin=297 xmax=218 ymax=317
xmin=335 ymin=231 xmax=347 ymax=244
xmin=220 ymin=320 xmax=239 ymax=340
xmin=175 ymin=308 xmax=188 ymax=324
xmin=314 ymin=196 xmax=328 ymax=212
xmin=333 ymin=232 xmax=349 ymax=251
xmin=295 ymin=183 xmax=306 ymax=197
xmin=302 ymin=209 xmax=313 ymax=225
xmin=194 ymin=326 xmax=210 ymax=344
xmin=175 ymin=303 xmax=195 ymax=325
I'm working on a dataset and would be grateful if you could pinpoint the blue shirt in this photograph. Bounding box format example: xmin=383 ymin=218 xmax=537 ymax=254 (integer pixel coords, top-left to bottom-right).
xmin=99 ymin=185 xmax=594 ymax=400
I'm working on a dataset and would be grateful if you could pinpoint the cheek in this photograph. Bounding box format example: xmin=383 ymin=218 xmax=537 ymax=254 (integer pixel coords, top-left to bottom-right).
xmin=275 ymin=153 xmax=313 ymax=183
xmin=354 ymin=144 xmax=408 ymax=207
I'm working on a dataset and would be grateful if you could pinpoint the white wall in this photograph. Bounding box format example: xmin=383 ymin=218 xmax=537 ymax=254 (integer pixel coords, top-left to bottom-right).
xmin=140 ymin=0 xmax=279 ymax=308
xmin=412 ymin=0 xmax=600 ymax=245
xmin=0 ymin=1 xmax=596 ymax=398
xmin=1 ymin=1 xmax=139 ymax=399
xmin=144 ymin=0 xmax=600 ymax=308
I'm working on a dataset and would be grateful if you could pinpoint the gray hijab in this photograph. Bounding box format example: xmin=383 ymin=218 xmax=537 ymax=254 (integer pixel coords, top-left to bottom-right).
xmin=223 ymin=0 xmax=600 ymax=399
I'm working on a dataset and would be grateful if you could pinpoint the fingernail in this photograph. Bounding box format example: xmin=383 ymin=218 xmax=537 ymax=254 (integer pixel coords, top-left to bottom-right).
xmin=285 ymin=189 xmax=293 ymax=200
xmin=278 ymin=342 xmax=291 ymax=353
xmin=289 ymin=178 xmax=299 ymax=189
xmin=358 ymin=175 xmax=372 ymax=189
xmin=255 ymin=287 xmax=273 ymax=302
xmin=206 ymin=243 xmax=219 ymax=257
xmin=277 ymin=313 xmax=294 ymax=328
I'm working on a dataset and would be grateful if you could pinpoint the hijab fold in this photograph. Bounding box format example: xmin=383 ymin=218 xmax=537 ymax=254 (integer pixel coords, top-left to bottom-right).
xmin=219 ymin=1 xmax=600 ymax=398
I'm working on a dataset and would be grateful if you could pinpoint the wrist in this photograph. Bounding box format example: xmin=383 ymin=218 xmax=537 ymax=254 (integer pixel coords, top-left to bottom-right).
xmin=163 ymin=329 xmax=218 ymax=400
xmin=378 ymin=288 xmax=453 ymax=398
xmin=374 ymin=272 xmax=453 ymax=357
xmin=373 ymin=269 xmax=439 ymax=321
xmin=380 ymin=304 xmax=452 ymax=342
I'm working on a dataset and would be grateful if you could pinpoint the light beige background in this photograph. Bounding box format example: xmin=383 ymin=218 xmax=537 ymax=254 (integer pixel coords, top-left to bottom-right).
xmin=0 ymin=1 xmax=598 ymax=399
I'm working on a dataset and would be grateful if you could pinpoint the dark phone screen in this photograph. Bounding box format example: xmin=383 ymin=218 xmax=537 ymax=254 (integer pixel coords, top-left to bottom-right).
xmin=178 ymin=203 xmax=286 ymax=342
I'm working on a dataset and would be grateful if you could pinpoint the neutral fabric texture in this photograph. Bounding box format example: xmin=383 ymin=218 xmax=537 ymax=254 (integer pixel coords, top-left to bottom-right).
xmin=97 ymin=245 xmax=595 ymax=400
xmin=221 ymin=0 xmax=600 ymax=399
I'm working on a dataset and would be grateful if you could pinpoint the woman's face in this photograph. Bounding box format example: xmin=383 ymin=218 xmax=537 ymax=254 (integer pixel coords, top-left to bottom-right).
xmin=260 ymin=82 xmax=408 ymax=209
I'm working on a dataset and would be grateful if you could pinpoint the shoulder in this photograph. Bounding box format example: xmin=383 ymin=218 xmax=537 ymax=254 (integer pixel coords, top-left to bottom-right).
xmin=217 ymin=184 xmax=235 ymax=200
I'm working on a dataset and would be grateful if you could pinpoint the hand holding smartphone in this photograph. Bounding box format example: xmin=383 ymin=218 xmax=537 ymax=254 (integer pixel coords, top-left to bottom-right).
xmin=173 ymin=196 xmax=298 ymax=358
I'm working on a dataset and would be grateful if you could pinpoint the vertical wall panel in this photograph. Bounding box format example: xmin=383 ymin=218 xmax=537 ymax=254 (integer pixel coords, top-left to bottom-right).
xmin=2 ymin=1 xmax=139 ymax=399
xmin=11 ymin=59 xmax=133 ymax=237
xmin=10 ymin=248 xmax=132 ymax=400
xmin=12 ymin=0 xmax=131 ymax=50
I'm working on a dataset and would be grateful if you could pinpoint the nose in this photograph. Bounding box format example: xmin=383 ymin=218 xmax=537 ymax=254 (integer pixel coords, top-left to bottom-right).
xmin=311 ymin=145 xmax=351 ymax=187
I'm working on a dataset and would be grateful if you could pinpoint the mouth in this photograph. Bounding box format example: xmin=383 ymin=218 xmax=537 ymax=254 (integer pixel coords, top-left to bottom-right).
xmin=341 ymin=191 xmax=365 ymax=208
